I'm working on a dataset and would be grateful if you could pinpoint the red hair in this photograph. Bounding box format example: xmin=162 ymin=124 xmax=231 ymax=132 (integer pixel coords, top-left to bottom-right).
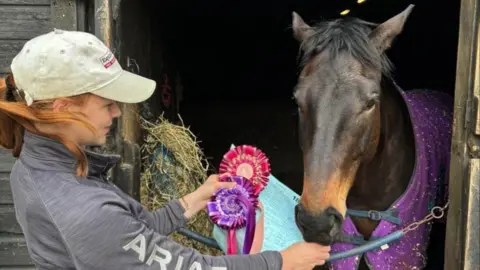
xmin=0 ymin=73 xmax=97 ymax=176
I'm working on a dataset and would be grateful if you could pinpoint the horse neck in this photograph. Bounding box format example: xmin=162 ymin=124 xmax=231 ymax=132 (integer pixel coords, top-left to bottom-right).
xmin=348 ymin=77 xmax=415 ymax=212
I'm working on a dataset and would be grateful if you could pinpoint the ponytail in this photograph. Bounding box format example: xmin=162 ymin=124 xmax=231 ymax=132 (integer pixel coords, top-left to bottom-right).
xmin=0 ymin=73 xmax=96 ymax=176
xmin=0 ymin=74 xmax=24 ymax=156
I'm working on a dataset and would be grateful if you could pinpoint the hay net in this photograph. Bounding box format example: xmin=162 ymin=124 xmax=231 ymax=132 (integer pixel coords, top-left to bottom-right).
xmin=140 ymin=114 xmax=222 ymax=255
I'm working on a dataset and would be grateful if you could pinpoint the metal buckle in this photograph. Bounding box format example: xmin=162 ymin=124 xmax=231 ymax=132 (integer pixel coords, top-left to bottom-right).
xmin=368 ymin=210 xmax=382 ymax=221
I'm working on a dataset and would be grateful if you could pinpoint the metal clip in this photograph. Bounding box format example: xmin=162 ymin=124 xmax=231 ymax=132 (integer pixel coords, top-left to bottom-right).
xmin=368 ymin=210 xmax=382 ymax=221
xmin=126 ymin=56 xmax=140 ymax=74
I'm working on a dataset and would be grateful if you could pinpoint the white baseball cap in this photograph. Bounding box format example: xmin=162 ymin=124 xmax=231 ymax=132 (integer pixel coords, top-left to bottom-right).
xmin=10 ymin=28 xmax=156 ymax=106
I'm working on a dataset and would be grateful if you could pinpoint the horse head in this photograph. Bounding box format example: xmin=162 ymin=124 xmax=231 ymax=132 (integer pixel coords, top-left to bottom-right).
xmin=292 ymin=5 xmax=415 ymax=245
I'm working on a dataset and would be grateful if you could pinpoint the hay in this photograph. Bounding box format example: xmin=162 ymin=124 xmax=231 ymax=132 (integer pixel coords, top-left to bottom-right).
xmin=140 ymin=114 xmax=223 ymax=256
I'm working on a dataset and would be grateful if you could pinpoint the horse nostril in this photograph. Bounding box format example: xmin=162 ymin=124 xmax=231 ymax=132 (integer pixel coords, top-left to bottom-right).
xmin=325 ymin=207 xmax=344 ymax=229
xmin=294 ymin=205 xmax=305 ymax=233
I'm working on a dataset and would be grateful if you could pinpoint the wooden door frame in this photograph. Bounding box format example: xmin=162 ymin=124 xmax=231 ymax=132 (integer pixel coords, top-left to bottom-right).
xmin=444 ymin=0 xmax=480 ymax=268
xmin=91 ymin=0 xmax=144 ymax=201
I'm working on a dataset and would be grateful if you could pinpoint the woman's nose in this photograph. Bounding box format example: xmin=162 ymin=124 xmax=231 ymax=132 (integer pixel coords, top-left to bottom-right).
xmin=111 ymin=103 xmax=122 ymax=118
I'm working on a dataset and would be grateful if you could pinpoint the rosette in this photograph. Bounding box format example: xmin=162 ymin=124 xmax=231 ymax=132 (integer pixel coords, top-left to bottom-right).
xmin=207 ymin=176 xmax=258 ymax=255
xmin=219 ymin=145 xmax=271 ymax=194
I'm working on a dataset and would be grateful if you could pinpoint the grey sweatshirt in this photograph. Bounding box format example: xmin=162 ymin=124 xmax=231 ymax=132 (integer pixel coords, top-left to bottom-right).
xmin=8 ymin=131 xmax=283 ymax=269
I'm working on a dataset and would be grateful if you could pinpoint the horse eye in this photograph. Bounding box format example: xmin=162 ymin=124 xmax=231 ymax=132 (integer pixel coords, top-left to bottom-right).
xmin=365 ymin=99 xmax=377 ymax=110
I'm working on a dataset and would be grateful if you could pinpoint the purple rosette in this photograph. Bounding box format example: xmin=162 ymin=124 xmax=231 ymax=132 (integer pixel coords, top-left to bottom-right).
xmin=207 ymin=176 xmax=259 ymax=255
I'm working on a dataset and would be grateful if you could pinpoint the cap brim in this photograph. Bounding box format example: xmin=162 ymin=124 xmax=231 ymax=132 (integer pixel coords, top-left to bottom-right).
xmin=91 ymin=70 xmax=156 ymax=103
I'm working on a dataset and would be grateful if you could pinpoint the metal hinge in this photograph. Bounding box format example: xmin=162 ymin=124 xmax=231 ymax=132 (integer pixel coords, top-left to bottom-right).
xmin=126 ymin=56 xmax=140 ymax=74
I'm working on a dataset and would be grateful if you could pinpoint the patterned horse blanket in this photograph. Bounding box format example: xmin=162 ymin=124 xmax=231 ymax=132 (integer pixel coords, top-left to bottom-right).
xmin=330 ymin=85 xmax=453 ymax=269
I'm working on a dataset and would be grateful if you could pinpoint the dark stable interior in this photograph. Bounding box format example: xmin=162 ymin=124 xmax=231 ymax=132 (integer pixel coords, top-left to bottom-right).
xmin=149 ymin=0 xmax=460 ymax=193
xmin=119 ymin=0 xmax=460 ymax=268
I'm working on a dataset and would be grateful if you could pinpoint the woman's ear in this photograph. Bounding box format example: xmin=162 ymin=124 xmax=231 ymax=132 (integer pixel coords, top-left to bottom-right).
xmin=52 ymin=98 xmax=74 ymax=112
xmin=0 ymin=77 xmax=7 ymax=101
xmin=0 ymin=77 xmax=6 ymax=90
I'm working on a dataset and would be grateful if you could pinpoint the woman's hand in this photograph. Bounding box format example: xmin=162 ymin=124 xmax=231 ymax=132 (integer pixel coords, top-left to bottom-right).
xmin=180 ymin=173 xmax=236 ymax=219
xmin=280 ymin=242 xmax=330 ymax=270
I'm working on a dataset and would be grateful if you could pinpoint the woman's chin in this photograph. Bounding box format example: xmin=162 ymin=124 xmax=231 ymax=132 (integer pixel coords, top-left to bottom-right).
xmin=79 ymin=136 xmax=107 ymax=147
xmin=94 ymin=136 xmax=108 ymax=146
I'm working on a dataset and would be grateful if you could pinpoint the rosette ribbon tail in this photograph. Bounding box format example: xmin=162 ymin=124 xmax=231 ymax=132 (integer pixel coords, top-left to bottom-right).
xmin=236 ymin=195 xmax=256 ymax=255
xmin=227 ymin=229 xmax=238 ymax=255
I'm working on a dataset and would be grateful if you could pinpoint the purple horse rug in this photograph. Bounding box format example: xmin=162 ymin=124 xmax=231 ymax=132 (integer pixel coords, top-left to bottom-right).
xmin=330 ymin=85 xmax=453 ymax=269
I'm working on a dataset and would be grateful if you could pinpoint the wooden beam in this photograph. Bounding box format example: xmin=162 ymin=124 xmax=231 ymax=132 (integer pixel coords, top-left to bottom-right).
xmin=444 ymin=0 xmax=480 ymax=268
xmin=92 ymin=0 xmax=143 ymax=201
xmin=0 ymin=267 xmax=36 ymax=270
xmin=0 ymin=206 xmax=22 ymax=234
xmin=0 ymin=6 xmax=51 ymax=40
xmin=0 ymin=235 xmax=33 ymax=266
xmin=0 ymin=0 xmax=49 ymax=5
xmin=93 ymin=0 xmax=113 ymax=48
xmin=0 ymin=148 xmax=15 ymax=173
xmin=463 ymin=160 xmax=479 ymax=269
xmin=0 ymin=173 xmax=13 ymax=205
xmin=0 ymin=40 xmax=27 ymax=74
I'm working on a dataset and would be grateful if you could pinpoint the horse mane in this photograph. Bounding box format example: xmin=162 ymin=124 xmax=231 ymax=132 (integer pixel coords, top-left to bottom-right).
xmin=298 ymin=17 xmax=393 ymax=77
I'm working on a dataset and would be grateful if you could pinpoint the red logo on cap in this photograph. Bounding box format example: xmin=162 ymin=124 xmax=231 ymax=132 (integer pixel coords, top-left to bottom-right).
xmin=100 ymin=51 xmax=117 ymax=69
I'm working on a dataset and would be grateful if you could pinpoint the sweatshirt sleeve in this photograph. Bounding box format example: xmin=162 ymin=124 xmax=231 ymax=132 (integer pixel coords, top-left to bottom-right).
xmin=135 ymin=198 xmax=189 ymax=236
xmin=60 ymin=189 xmax=283 ymax=270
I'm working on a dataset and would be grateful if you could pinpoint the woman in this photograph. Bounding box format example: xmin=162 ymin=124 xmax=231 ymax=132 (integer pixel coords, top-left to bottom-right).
xmin=0 ymin=29 xmax=330 ymax=270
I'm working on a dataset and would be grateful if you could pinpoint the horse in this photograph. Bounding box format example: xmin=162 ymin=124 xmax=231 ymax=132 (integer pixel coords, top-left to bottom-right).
xmin=291 ymin=5 xmax=453 ymax=269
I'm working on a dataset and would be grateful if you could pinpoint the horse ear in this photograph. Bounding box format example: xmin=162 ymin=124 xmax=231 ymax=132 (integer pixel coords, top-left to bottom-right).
xmin=369 ymin=5 xmax=415 ymax=52
xmin=292 ymin=12 xmax=314 ymax=43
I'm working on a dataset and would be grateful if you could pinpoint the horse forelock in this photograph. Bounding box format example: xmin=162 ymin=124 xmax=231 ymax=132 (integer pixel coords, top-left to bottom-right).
xmin=298 ymin=17 xmax=393 ymax=78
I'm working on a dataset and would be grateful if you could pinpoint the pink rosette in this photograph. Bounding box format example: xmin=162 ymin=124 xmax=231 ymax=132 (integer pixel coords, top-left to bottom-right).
xmin=219 ymin=145 xmax=271 ymax=194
